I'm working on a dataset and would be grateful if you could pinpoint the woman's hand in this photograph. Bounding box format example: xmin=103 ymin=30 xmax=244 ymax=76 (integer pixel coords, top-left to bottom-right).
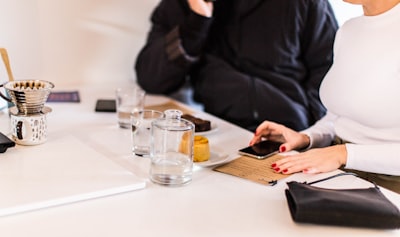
xmin=250 ymin=120 xmax=310 ymax=153
xmin=188 ymin=0 xmax=213 ymax=17
xmin=272 ymin=145 xmax=348 ymax=174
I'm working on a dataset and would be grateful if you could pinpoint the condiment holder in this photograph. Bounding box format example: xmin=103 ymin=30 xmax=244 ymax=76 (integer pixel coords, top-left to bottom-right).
xmin=0 ymin=79 xmax=54 ymax=145
xmin=0 ymin=80 xmax=54 ymax=115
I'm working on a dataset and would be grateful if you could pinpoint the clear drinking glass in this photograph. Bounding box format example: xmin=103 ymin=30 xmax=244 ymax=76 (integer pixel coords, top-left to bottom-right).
xmin=150 ymin=109 xmax=195 ymax=186
xmin=131 ymin=109 xmax=164 ymax=156
xmin=116 ymin=86 xmax=145 ymax=129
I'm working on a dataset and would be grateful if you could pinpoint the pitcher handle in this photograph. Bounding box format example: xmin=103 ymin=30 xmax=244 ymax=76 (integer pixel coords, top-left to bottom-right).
xmin=16 ymin=121 xmax=24 ymax=140
xmin=15 ymin=119 xmax=33 ymax=141
xmin=0 ymin=83 xmax=12 ymax=102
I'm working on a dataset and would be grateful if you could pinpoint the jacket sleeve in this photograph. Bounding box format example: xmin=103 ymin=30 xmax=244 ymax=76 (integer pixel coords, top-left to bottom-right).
xmin=301 ymin=0 xmax=338 ymax=122
xmin=135 ymin=0 xmax=212 ymax=94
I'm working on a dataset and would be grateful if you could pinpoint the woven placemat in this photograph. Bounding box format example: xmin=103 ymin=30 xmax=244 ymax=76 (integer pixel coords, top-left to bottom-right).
xmin=214 ymin=154 xmax=290 ymax=185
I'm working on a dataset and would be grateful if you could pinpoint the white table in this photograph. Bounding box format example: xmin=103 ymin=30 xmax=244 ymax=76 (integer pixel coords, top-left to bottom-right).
xmin=0 ymin=84 xmax=399 ymax=237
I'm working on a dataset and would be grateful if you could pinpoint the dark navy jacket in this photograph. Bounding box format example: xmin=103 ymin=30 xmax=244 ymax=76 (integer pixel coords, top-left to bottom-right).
xmin=135 ymin=0 xmax=338 ymax=131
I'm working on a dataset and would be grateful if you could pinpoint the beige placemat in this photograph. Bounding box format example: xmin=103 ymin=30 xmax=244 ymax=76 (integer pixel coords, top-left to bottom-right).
xmin=145 ymin=100 xmax=194 ymax=115
xmin=213 ymin=154 xmax=290 ymax=185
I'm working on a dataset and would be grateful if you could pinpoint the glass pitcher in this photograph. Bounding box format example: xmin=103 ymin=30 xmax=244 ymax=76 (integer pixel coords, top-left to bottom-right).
xmin=150 ymin=109 xmax=195 ymax=186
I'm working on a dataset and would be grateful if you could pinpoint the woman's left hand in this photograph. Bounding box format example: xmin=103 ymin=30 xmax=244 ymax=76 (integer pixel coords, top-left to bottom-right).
xmin=273 ymin=145 xmax=348 ymax=174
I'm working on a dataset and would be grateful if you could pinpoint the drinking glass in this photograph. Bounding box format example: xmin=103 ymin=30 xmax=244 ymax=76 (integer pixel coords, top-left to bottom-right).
xmin=150 ymin=110 xmax=195 ymax=186
xmin=131 ymin=109 xmax=163 ymax=156
xmin=115 ymin=86 xmax=145 ymax=129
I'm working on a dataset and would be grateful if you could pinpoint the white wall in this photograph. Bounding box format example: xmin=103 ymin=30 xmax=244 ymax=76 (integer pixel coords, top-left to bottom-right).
xmin=0 ymin=0 xmax=159 ymax=88
xmin=0 ymin=0 xmax=362 ymax=89
xmin=0 ymin=1 xmax=41 ymax=82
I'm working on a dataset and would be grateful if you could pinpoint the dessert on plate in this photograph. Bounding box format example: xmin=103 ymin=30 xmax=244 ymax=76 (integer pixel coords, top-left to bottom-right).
xmin=181 ymin=114 xmax=211 ymax=132
xmin=193 ymin=135 xmax=210 ymax=162
xmin=179 ymin=134 xmax=210 ymax=162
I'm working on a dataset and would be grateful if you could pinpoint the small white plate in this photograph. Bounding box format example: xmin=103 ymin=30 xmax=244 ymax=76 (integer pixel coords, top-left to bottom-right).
xmin=195 ymin=123 xmax=218 ymax=136
xmin=194 ymin=150 xmax=229 ymax=167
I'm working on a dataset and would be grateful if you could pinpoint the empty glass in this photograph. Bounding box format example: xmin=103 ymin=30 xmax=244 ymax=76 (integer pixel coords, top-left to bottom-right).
xmin=149 ymin=109 xmax=195 ymax=186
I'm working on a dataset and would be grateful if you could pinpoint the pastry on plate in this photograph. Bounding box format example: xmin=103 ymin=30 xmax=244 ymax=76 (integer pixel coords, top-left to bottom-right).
xmin=193 ymin=135 xmax=210 ymax=162
xmin=179 ymin=134 xmax=211 ymax=162
xmin=181 ymin=114 xmax=211 ymax=132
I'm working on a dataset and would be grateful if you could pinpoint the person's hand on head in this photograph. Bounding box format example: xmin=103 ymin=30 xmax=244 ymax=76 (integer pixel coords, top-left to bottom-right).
xmin=188 ymin=0 xmax=214 ymax=17
xmin=250 ymin=121 xmax=310 ymax=153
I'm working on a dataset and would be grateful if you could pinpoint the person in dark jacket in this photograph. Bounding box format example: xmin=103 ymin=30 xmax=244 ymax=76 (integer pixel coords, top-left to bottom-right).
xmin=135 ymin=0 xmax=338 ymax=132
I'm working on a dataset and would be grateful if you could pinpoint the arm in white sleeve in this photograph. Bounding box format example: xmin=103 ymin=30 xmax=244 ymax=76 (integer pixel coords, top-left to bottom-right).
xmin=345 ymin=143 xmax=400 ymax=175
xmin=301 ymin=112 xmax=337 ymax=148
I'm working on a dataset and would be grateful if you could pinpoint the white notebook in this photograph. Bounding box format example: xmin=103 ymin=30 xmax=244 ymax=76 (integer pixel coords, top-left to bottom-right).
xmin=0 ymin=135 xmax=146 ymax=217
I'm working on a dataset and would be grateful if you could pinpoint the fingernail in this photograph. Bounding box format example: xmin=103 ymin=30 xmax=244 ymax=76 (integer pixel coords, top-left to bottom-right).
xmin=282 ymin=169 xmax=288 ymax=173
xmin=280 ymin=146 xmax=286 ymax=152
xmin=271 ymin=163 xmax=277 ymax=168
xmin=274 ymin=168 xmax=280 ymax=172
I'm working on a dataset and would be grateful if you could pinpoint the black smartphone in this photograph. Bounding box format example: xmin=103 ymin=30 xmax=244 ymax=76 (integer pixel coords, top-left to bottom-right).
xmin=238 ymin=140 xmax=282 ymax=159
xmin=95 ymin=99 xmax=116 ymax=112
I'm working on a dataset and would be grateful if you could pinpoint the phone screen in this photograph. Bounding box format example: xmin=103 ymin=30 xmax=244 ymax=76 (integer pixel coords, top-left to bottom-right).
xmin=238 ymin=140 xmax=282 ymax=159
xmin=95 ymin=99 xmax=116 ymax=112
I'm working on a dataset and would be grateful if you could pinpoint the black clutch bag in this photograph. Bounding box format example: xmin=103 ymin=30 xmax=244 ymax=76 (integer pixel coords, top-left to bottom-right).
xmin=285 ymin=172 xmax=400 ymax=229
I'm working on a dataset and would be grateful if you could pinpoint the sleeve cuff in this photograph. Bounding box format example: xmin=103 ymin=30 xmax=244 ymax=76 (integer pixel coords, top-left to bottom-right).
xmin=181 ymin=11 xmax=212 ymax=38
xmin=165 ymin=26 xmax=200 ymax=67
xmin=180 ymin=11 xmax=212 ymax=55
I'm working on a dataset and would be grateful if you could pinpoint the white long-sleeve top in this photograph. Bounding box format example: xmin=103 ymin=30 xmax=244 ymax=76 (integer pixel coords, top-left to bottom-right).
xmin=302 ymin=3 xmax=400 ymax=175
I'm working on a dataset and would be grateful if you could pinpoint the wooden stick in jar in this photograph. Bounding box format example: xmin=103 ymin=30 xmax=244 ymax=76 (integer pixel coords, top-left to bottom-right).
xmin=0 ymin=48 xmax=15 ymax=81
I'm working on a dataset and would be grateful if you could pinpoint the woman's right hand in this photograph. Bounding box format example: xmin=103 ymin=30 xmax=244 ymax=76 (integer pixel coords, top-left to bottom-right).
xmin=249 ymin=121 xmax=310 ymax=153
xmin=188 ymin=0 xmax=214 ymax=17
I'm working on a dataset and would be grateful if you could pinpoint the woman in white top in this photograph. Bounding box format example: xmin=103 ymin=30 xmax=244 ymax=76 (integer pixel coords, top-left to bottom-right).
xmin=250 ymin=0 xmax=400 ymax=193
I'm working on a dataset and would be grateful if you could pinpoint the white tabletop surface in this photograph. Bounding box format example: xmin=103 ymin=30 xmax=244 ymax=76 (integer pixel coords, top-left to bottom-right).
xmin=0 ymin=84 xmax=399 ymax=237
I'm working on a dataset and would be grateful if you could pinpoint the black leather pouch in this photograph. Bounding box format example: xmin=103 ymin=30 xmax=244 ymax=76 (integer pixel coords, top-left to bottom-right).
xmin=285 ymin=173 xmax=400 ymax=229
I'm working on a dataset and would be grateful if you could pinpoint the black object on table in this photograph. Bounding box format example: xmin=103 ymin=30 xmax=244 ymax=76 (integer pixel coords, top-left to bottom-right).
xmin=0 ymin=132 xmax=15 ymax=153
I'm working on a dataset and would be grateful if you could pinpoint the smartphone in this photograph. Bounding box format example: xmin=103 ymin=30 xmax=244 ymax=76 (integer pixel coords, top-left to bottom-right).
xmin=238 ymin=140 xmax=282 ymax=159
xmin=95 ymin=99 xmax=116 ymax=112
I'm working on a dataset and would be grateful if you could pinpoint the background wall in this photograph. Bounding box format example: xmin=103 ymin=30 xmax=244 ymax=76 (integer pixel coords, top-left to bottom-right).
xmin=0 ymin=0 xmax=362 ymax=89
xmin=0 ymin=0 xmax=159 ymax=88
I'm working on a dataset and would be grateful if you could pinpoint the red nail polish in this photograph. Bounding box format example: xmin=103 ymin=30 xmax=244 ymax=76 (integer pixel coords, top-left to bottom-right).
xmin=280 ymin=146 xmax=286 ymax=152
xmin=271 ymin=163 xmax=277 ymax=168
xmin=274 ymin=168 xmax=280 ymax=172
xmin=282 ymin=169 xmax=288 ymax=173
